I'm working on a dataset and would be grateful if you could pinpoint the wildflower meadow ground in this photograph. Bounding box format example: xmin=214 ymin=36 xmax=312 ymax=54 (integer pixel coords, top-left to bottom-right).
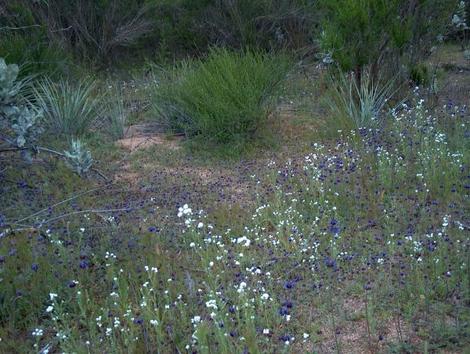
xmin=1 ymin=86 xmax=469 ymax=353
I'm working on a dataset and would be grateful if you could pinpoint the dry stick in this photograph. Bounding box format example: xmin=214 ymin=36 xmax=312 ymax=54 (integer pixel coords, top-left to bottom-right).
xmin=14 ymin=186 xmax=106 ymax=224
xmin=0 ymin=25 xmax=42 ymax=31
xmin=33 ymin=208 xmax=132 ymax=226
xmin=0 ymin=25 xmax=72 ymax=33
xmin=364 ymin=290 xmax=373 ymax=353
xmin=0 ymin=145 xmax=110 ymax=181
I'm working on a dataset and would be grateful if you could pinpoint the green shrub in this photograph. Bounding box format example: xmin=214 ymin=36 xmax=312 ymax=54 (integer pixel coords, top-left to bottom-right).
xmin=0 ymin=2 xmax=71 ymax=75
xmin=150 ymin=0 xmax=315 ymax=58
xmin=196 ymin=0 xmax=315 ymax=50
xmin=153 ymin=48 xmax=291 ymax=145
xmin=3 ymin=0 xmax=155 ymax=64
xmin=34 ymin=79 xmax=103 ymax=139
xmin=409 ymin=63 xmax=431 ymax=86
xmin=0 ymin=32 xmax=71 ymax=78
xmin=318 ymin=0 xmax=456 ymax=74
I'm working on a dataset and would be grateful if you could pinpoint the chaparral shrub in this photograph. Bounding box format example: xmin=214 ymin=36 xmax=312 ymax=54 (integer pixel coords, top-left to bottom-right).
xmin=317 ymin=0 xmax=457 ymax=76
xmin=153 ymin=48 xmax=291 ymax=146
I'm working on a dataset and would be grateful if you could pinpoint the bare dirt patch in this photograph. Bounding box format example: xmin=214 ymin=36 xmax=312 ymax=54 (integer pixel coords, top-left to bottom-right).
xmin=116 ymin=135 xmax=182 ymax=152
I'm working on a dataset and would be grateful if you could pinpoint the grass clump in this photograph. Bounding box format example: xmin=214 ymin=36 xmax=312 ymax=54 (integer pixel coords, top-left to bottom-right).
xmin=153 ymin=48 xmax=291 ymax=148
xmin=103 ymin=85 xmax=128 ymax=141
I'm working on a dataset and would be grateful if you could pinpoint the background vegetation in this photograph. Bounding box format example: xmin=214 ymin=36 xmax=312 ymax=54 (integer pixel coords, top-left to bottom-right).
xmin=1 ymin=0 xmax=469 ymax=353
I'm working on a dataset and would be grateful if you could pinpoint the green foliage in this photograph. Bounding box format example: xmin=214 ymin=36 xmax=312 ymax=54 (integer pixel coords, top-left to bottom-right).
xmin=153 ymin=48 xmax=291 ymax=146
xmin=0 ymin=58 xmax=95 ymax=172
xmin=151 ymin=0 xmax=315 ymax=58
xmin=8 ymin=106 xmax=44 ymax=150
xmin=103 ymin=86 xmax=128 ymax=141
xmin=0 ymin=32 xmax=71 ymax=78
xmin=318 ymin=0 xmax=457 ymax=72
xmin=194 ymin=0 xmax=315 ymax=50
xmin=0 ymin=1 xmax=71 ymax=76
xmin=324 ymin=67 xmax=395 ymax=132
xmin=2 ymin=0 xmax=154 ymax=64
xmin=34 ymin=78 xmax=103 ymax=139
xmin=410 ymin=63 xmax=431 ymax=86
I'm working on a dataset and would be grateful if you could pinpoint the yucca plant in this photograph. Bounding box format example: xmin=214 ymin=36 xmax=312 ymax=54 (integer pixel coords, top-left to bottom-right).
xmin=34 ymin=78 xmax=103 ymax=139
xmin=326 ymin=67 xmax=395 ymax=132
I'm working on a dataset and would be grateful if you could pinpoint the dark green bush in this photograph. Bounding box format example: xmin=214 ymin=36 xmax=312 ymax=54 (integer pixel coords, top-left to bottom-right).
xmin=2 ymin=0 xmax=155 ymax=64
xmin=0 ymin=32 xmax=71 ymax=78
xmin=196 ymin=0 xmax=315 ymax=50
xmin=148 ymin=0 xmax=316 ymax=60
xmin=152 ymin=48 xmax=291 ymax=145
xmin=318 ymin=0 xmax=457 ymax=74
xmin=0 ymin=3 xmax=71 ymax=76
xmin=409 ymin=63 xmax=431 ymax=86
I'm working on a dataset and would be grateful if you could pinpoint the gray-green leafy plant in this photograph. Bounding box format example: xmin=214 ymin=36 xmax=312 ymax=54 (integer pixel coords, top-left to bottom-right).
xmin=452 ymin=1 xmax=469 ymax=51
xmin=452 ymin=1 xmax=469 ymax=30
xmin=64 ymin=139 xmax=93 ymax=176
xmin=0 ymin=58 xmax=43 ymax=149
xmin=0 ymin=58 xmax=21 ymax=106
xmin=9 ymin=105 xmax=44 ymax=148
xmin=34 ymin=78 xmax=103 ymax=138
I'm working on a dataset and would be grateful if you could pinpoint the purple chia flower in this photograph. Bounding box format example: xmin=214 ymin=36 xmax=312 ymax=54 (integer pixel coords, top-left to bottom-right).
xmin=279 ymin=306 xmax=290 ymax=316
xmin=324 ymin=256 xmax=337 ymax=269
xmin=17 ymin=180 xmax=28 ymax=189
xmin=329 ymin=219 xmax=340 ymax=235
xmin=79 ymin=260 xmax=90 ymax=269
xmin=284 ymin=280 xmax=296 ymax=289
xmin=31 ymin=263 xmax=39 ymax=272
xmin=282 ymin=300 xmax=293 ymax=308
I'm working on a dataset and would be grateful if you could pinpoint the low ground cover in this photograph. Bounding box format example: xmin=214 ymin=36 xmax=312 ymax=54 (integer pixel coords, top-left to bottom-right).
xmin=0 ymin=50 xmax=469 ymax=352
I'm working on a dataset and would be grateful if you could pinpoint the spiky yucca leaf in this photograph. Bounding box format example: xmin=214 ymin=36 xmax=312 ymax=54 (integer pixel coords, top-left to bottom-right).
xmin=34 ymin=78 xmax=103 ymax=138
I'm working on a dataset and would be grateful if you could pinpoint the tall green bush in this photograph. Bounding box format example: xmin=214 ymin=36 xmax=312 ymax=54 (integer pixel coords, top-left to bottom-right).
xmin=153 ymin=49 xmax=291 ymax=145
xmin=318 ymin=0 xmax=457 ymax=74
